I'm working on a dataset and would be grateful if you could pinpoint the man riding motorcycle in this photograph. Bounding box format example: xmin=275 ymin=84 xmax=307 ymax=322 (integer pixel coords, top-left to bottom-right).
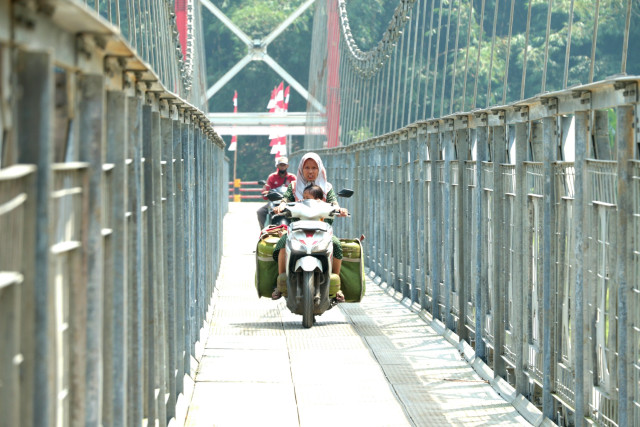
xmin=257 ymin=156 xmax=296 ymax=230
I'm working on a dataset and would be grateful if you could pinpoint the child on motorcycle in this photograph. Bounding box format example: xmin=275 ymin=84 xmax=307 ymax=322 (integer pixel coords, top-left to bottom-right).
xmin=271 ymin=184 xmax=345 ymax=302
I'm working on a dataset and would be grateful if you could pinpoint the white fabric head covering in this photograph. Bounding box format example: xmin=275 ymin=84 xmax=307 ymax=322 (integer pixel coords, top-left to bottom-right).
xmin=294 ymin=152 xmax=332 ymax=201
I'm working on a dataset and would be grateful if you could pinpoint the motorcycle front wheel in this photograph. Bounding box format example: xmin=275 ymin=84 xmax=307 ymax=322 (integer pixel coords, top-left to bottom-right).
xmin=302 ymin=271 xmax=314 ymax=328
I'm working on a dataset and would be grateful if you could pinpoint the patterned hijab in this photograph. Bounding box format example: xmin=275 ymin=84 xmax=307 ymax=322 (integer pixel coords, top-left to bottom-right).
xmin=294 ymin=152 xmax=332 ymax=201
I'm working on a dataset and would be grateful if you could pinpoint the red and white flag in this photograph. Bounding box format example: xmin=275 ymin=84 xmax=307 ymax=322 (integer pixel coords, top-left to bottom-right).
xmin=284 ymin=85 xmax=290 ymax=110
xmin=270 ymin=84 xmax=289 ymax=155
xmin=228 ymin=90 xmax=238 ymax=151
xmin=275 ymin=81 xmax=284 ymax=111
xmin=267 ymin=87 xmax=276 ymax=112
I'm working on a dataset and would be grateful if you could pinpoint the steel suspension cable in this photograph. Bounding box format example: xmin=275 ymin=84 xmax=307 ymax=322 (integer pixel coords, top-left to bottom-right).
xmin=392 ymin=25 xmax=405 ymax=131
xmin=621 ymin=0 xmax=632 ymax=74
xmin=402 ymin=11 xmax=414 ymax=128
xmin=407 ymin=1 xmax=419 ymax=124
xmin=541 ymin=0 xmax=553 ymax=93
xmin=370 ymin=70 xmax=380 ymax=137
xmin=449 ymin=0 xmax=463 ymax=114
xmin=486 ymin=0 xmax=499 ymax=108
xmin=345 ymin=66 xmax=355 ymax=143
xmin=142 ymin=0 xmax=151 ymax=63
xmin=461 ymin=0 xmax=473 ymax=112
xmin=115 ymin=0 xmax=120 ymax=28
xmin=430 ymin=0 xmax=444 ymax=118
xmin=562 ymin=0 xmax=575 ymax=89
xmin=364 ymin=77 xmax=373 ymax=139
xmin=439 ymin=0 xmax=453 ymax=117
xmin=392 ymin=33 xmax=401 ymax=131
xmin=415 ymin=0 xmax=427 ymax=122
xmin=472 ymin=0 xmax=486 ymax=109
xmin=357 ymin=69 xmax=366 ymax=140
xmin=520 ymin=0 xmax=533 ymax=100
xmin=354 ymin=69 xmax=363 ymax=141
xmin=383 ymin=55 xmax=392 ymax=133
xmin=126 ymin=0 xmax=136 ymax=50
xmin=503 ymin=0 xmax=515 ymax=103
xmin=589 ymin=0 xmax=601 ymax=83
xmin=422 ymin=0 xmax=436 ymax=120
xmin=371 ymin=59 xmax=380 ymax=136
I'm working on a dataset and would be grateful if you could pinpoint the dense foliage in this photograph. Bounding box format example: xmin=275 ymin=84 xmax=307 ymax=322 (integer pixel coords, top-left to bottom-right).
xmin=204 ymin=0 xmax=313 ymax=181
xmin=205 ymin=0 xmax=639 ymax=179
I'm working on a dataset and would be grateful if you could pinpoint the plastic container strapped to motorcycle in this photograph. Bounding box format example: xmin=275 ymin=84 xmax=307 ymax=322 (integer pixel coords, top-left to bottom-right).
xmin=255 ymin=225 xmax=287 ymax=298
xmin=338 ymin=238 xmax=365 ymax=302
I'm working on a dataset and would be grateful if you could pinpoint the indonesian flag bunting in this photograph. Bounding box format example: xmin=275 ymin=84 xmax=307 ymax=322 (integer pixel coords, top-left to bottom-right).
xmin=270 ymin=143 xmax=287 ymax=156
xmin=271 ymin=82 xmax=284 ymax=140
xmin=267 ymin=86 xmax=278 ymax=139
xmin=270 ymin=84 xmax=289 ymax=148
xmin=284 ymin=85 xmax=290 ymax=110
xmin=275 ymin=81 xmax=284 ymax=111
xmin=267 ymin=82 xmax=289 ymax=158
xmin=279 ymin=85 xmax=290 ymax=145
xmin=228 ymin=90 xmax=238 ymax=151
xmin=267 ymin=87 xmax=276 ymax=112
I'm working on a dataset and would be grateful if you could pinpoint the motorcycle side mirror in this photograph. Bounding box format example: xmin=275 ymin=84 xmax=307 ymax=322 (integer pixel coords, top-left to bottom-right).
xmin=258 ymin=180 xmax=266 ymax=186
xmin=337 ymin=189 xmax=354 ymax=198
xmin=266 ymin=191 xmax=283 ymax=201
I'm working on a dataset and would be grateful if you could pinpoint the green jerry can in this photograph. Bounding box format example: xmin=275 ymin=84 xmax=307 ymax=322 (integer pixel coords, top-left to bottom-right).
xmin=338 ymin=238 xmax=365 ymax=302
xmin=255 ymin=227 xmax=285 ymax=298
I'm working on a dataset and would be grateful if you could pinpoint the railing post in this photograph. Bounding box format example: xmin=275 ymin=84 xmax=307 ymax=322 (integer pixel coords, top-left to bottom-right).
xmin=142 ymin=98 xmax=157 ymax=423
xmin=542 ymin=113 xmax=557 ymax=417
xmin=428 ymin=126 xmax=441 ymax=320
xmin=161 ymin=112 xmax=177 ymax=420
xmin=616 ymin=104 xmax=635 ymax=427
xmin=513 ymin=117 xmax=528 ymax=396
xmin=455 ymin=120 xmax=470 ymax=341
xmin=126 ymin=93 xmax=144 ymax=426
xmin=408 ymin=128 xmax=419 ymax=304
xmin=105 ymin=89 xmax=129 ymax=426
xmin=375 ymin=142 xmax=383 ymax=274
xmin=418 ymin=126 xmax=429 ymax=311
xmin=183 ymin=114 xmax=195 ymax=373
xmin=573 ymin=109 xmax=589 ymax=426
xmin=474 ymin=119 xmax=488 ymax=360
xmin=398 ymin=133 xmax=409 ymax=295
xmin=391 ymin=135 xmax=401 ymax=291
xmin=491 ymin=117 xmax=507 ymax=379
xmin=442 ymin=121 xmax=454 ymax=330
xmin=77 ymin=73 xmax=106 ymax=427
xmin=16 ymin=50 xmax=55 ymax=427
xmin=384 ymin=141 xmax=393 ymax=286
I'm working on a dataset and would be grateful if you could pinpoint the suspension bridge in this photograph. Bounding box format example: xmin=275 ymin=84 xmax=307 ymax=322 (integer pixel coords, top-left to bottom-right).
xmin=0 ymin=0 xmax=638 ymax=426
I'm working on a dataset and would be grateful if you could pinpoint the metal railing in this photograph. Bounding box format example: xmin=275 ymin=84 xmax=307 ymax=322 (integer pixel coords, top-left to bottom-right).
xmin=0 ymin=0 xmax=228 ymax=425
xmin=228 ymin=180 xmax=265 ymax=201
xmin=291 ymin=75 xmax=640 ymax=427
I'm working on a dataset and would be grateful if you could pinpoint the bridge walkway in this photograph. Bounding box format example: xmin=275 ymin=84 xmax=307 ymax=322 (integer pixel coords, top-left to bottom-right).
xmin=182 ymin=203 xmax=533 ymax=426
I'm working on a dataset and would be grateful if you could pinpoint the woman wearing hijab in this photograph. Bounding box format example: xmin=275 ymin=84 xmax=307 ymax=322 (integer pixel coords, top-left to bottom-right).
xmin=271 ymin=152 xmax=349 ymax=301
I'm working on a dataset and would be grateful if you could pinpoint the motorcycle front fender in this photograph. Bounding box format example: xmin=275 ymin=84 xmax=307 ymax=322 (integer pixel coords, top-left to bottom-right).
xmin=294 ymin=256 xmax=323 ymax=273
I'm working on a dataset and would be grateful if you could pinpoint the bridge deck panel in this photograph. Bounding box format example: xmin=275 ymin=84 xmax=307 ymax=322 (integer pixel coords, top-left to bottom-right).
xmin=184 ymin=203 xmax=531 ymax=426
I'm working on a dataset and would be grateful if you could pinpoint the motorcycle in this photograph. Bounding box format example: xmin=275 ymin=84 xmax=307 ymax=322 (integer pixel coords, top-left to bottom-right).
xmin=258 ymin=180 xmax=290 ymax=228
xmin=278 ymin=189 xmax=354 ymax=328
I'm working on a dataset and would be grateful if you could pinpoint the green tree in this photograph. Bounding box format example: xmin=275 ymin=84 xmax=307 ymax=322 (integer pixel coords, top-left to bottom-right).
xmin=204 ymin=0 xmax=312 ymax=181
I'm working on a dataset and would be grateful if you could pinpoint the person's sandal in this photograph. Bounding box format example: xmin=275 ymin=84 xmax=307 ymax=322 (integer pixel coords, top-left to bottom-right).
xmin=335 ymin=290 xmax=345 ymax=303
xmin=271 ymin=288 xmax=282 ymax=300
